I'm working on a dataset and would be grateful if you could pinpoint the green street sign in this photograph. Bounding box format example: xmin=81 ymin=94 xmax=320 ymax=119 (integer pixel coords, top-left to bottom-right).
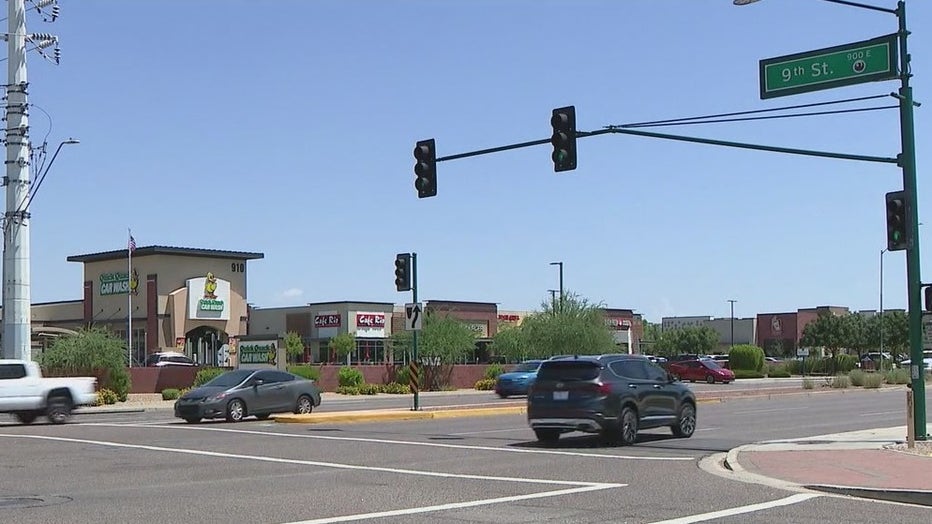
xmin=759 ymin=34 xmax=898 ymax=99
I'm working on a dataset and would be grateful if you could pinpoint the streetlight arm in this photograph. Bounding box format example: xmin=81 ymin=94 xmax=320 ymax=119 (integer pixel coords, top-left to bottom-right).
xmin=16 ymin=137 xmax=78 ymax=218
xmin=822 ymin=0 xmax=897 ymax=14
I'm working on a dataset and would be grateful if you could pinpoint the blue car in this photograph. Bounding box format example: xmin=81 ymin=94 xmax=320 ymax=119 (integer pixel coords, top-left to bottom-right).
xmin=494 ymin=360 xmax=544 ymax=398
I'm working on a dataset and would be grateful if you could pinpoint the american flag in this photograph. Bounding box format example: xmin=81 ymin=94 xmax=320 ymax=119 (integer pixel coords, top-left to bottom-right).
xmin=128 ymin=233 xmax=136 ymax=253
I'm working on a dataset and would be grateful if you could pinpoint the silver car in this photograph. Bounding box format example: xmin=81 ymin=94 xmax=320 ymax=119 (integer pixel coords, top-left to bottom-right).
xmin=174 ymin=369 xmax=321 ymax=423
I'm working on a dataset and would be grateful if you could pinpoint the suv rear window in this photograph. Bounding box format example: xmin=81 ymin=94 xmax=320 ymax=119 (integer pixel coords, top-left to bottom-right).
xmin=538 ymin=361 xmax=600 ymax=381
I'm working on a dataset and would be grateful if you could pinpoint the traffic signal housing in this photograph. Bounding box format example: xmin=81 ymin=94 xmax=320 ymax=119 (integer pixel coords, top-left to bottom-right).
xmin=885 ymin=190 xmax=907 ymax=251
xmin=394 ymin=253 xmax=412 ymax=292
xmin=550 ymin=106 xmax=577 ymax=172
xmin=414 ymin=139 xmax=437 ymax=198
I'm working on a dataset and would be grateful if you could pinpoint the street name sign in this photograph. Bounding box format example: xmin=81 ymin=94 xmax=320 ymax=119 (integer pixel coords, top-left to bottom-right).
xmin=759 ymin=34 xmax=898 ymax=99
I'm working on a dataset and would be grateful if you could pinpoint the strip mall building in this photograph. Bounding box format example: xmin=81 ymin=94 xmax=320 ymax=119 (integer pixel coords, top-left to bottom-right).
xmin=11 ymin=244 xmax=644 ymax=365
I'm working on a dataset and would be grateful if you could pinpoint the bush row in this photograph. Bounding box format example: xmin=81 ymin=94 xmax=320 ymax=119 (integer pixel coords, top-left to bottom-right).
xmin=336 ymin=382 xmax=410 ymax=395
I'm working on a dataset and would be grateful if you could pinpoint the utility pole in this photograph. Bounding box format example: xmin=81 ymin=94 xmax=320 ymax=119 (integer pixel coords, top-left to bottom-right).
xmin=880 ymin=248 xmax=886 ymax=372
xmin=549 ymin=262 xmax=563 ymax=312
xmin=3 ymin=0 xmax=32 ymax=360
xmin=2 ymin=0 xmax=62 ymax=361
xmin=727 ymin=299 xmax=737 ymax=351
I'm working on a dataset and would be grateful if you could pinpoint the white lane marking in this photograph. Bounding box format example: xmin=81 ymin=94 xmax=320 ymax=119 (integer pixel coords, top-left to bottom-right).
xmin=85 ymin=423 xmax=695 ymax=461
xmin=647 ymin=493 xmax=820 ymax=524
xmin=282 ymin=484 xmax=618 ymax=524
xmin=448 ymin=427 xmax=527 ymax=436
xmin=0 ymin=432 xmax=624 ymax=523
xmin=858 ymin=411 xmax=899 ymax=417
xmin=694 ymin=427 xmax=718 ymax=432
xmin=733 ymin=407 xmax=803 ymax=415
xmin=0 ymin=433 xmax=624 ymax=489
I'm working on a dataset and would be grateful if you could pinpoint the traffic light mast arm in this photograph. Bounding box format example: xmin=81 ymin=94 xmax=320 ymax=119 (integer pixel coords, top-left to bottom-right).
xmin=432 ymin=127 xmax=897 ymax=165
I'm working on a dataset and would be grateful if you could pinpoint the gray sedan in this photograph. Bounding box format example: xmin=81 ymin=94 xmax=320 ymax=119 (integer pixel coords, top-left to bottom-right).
xmin=174 ymin=369 xmax=321 ymax=423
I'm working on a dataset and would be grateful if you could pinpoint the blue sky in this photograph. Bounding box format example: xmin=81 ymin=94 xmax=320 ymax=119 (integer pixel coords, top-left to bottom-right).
xmin=21 ymin=0 xmax=932 ymax=322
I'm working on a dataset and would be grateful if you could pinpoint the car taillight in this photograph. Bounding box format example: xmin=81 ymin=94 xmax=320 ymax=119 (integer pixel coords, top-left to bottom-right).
xmin=593 ymin=383 xmax=611 ymax=395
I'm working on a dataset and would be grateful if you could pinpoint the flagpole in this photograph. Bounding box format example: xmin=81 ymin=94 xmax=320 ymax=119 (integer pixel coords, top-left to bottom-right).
xmin=127 ymin=228 xmax=132 ymax=368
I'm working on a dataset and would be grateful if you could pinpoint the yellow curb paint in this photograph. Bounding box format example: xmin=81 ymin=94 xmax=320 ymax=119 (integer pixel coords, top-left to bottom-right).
xmin=273 ymin=406 xmax=527 ymax=424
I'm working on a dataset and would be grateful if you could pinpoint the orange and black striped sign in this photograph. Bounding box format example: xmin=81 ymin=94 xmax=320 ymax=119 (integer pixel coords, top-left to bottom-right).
xmin=408 ymin=361 xmax=419 ymax=393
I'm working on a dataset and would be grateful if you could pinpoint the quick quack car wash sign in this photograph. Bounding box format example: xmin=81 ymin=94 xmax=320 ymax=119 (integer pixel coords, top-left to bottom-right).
xmin=99 ymin=270 xmax=139 ymax=296
xmin=186 ymin=273 xmax=231 ymax=321
xmin=236 ymin=339 xmax=285 ymax=370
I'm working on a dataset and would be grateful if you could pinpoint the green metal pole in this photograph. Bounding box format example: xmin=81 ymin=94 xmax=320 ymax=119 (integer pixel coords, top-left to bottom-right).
xmin=897 ymin=0 xmax=926 ymax=439
xmin=411 ymin=252 xmax=419 ymax=411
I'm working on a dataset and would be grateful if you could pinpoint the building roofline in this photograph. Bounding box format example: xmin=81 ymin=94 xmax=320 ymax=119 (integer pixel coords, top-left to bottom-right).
xmin=306 ymin=301 xmax=396 ymax=307
xmin=67 ymin=245 xmax=265 ymax=263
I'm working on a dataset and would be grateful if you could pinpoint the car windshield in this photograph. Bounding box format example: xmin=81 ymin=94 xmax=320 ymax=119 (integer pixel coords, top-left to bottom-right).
xmin=701 ymin=359 xmax=723 ymax=370
xmin=537 ymin=361 xmax=600 ymax=381
xmin=202 ymin=370 xmax=253 ymax=388
xmin=513 ymin=361 xmax=541 ymax=372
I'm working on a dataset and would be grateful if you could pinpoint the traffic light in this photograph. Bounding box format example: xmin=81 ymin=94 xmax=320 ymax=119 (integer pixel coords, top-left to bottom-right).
xmin=924 ymin=285 xmax=932 ymax=312
xmin=550 ymin=106 xmax=577 ymax=172
xmin=413 ymin=139 xmax=437 ymax=198
xmin=885 ymin=190 xmax=907 ymax=251
xmin=394 ymin=253 xmax=412 ymax=292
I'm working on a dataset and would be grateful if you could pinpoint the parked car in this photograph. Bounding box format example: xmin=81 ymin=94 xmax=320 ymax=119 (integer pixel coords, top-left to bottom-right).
xmin=667 ymin=358 xmax=735 ymax=384
xmin=0 ymin=359 xmax=97 ymax=424
xmin=900 ymin=350 xmax=932 ymax=372
xmin=173 ymin=368 xmax=321 ymax=423
xmin=494 ymin=360 xmax=543 ymax=398
xmin=527 ymin=354 xmax=697 ymax=445
xmin=146 ymin=351 xmax=196 ymax=367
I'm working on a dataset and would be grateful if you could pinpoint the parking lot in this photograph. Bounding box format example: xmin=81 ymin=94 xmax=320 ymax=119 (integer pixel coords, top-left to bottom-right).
xmin=2 ymin=390 xmax=931 ymax=523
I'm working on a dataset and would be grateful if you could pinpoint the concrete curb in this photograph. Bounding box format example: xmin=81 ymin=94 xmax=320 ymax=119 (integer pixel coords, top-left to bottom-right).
xmin=803 ymin=484 xmax=932 ymax=507
xmin=273 ymin=405 xmax=526 ymax=424
xmin=74 ymin=407 xmax=147 ymax=415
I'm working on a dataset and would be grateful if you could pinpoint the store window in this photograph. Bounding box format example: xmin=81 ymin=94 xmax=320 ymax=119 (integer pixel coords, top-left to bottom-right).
xmin=352 ymin=338 xmax=385 ymax=364
xmin=114 ymin=328 xmax=147 ymax=366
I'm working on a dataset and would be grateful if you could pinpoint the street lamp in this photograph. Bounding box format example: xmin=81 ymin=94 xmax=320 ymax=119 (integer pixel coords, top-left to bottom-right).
xmin=549 ymin=262 xmax=564 ymax=312
xmin=727 ymin=299 xmax=737 ymax=351
xmin=548 ymin=289 xmax=558 ymax=315
xmin=17 ymin=138 xmax=80 ymax=216
xmin=735 ymin=0 xmax=925 ymax=439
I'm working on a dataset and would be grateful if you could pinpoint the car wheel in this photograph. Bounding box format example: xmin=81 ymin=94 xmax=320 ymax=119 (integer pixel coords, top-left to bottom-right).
xmin=294 ymin=394 xmax=314 ymax=415
xmin=46 ymin=398 xmax=72 ymax=425
xmin=671 ymin=403 xmax=697 ymax=438
xmin=183 ymin=417 xmax=201 ymax=424
xmin=14 ymin=412 xmax=38 ymax=424
xmin=705 ymin=375 xmax=715 ymax=384
xmin=619 ymin=406 xmax=638 ymax=446
xmin=225 ymin=399 xmax=246 ymax=422
xmin=534 ymin=429 xmax=560 ymax=444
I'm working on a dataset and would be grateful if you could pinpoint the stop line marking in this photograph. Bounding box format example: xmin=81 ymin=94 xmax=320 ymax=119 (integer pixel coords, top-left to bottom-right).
xmin=85 ymin=422 xmax=695 ymax=461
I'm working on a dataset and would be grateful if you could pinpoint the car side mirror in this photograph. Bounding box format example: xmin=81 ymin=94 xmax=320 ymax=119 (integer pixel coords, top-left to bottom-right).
xmin=667 ymin=373 xmax=678 ymax=383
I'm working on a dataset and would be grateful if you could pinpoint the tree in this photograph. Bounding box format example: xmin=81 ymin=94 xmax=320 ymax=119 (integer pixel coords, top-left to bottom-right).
xmin=38 ymin=327 xmax=132 ymax=400
xmin=328 ymin=332 xmax=356 ymax=365
xmin=491 ymin=325 xmax=526 ymax=363
xmin=283 ymin=331 xmax=305 ymax=364
xmin=519 ymin=292 xmax=616 ymax=358
xmin=843 ymin=314 xmax=870 ymax=358
xmin=662 ymin=326 xmax=721 ymax=356
xmin=639 ymin=321 xmax=663 ymax=355
xmin=872 ymin=310 xmax=908 ymax=361
xmin=800 ymin=312 xmax=851 ymax=373
xmin=390 ymin=311 xmax=477 ymax=364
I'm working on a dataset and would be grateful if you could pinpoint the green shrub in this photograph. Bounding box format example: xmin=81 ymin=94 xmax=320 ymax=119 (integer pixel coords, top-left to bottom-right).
xmin=884 ymin=368 xmax=911 ymax=384
xmin=835 ymin=354 xmax=858 ymax=373
xmin=831 ymin=375 xmax=851 ymax=389
xmin=37 ymin=327 xmax=132 ymax=400
xmin=767 ymin=364 xmax=791 ymax=378
xmin=863 ymin=373 xmax=884 ymax=389
xmin=848 ymin=369 xmax=866 ymax=386
xmin=484 ymin=364 xmax=505 ymax=380
xmin=474 ymin=378 xmax=496 ymax=390
xmin=97 ymin=388 xmax=118 ymax=405
xmin=357 ymin=383 xmax=381 ymax=395
xmin=194 ymin=367 xmax=225 ymax=387
xmin=786 ymin=357 xmax=830 ymax=375
xmin=732 ymin=369 xmax=765 ymax=379
xmin=802 ymin=377 xmax=815 ymax=390
xmin=287 ymin=365 xmax=320 ymax=381
xmin=161 ymin=388 xmax=181 ymax=400
xmin=178 ymin=387 xmax=191 ymax=398
xmin=338 ymin=366 xmax=364 ymax=387
xmin=380 ymin=382 xmax=410 ymax=394
xmin=335 ymin=385 xmax=360 ymax=395
xmin=728 ymin=344 xmax=765 ymax=372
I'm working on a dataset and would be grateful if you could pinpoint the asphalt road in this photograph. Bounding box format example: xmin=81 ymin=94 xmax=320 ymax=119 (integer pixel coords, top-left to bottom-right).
xmin=1 ymin=386 xmax=929 ymax=523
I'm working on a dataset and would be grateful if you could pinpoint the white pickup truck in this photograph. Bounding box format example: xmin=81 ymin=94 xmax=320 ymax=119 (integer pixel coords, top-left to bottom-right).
xmin=0 ymin=359 xmax=98 ymax=424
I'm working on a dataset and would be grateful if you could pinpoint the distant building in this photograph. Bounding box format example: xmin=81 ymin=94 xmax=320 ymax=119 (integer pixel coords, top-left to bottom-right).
xmin=660 ymin=315 xmax=755 ymax=350
xmin=661 ymin=316 xmax=710 ymax=332
xmin=756 ymin=305 xmax=849 ymax=355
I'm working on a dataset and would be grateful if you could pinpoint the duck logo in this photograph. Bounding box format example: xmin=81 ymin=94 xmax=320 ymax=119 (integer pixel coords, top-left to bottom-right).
xmin=203 ymin=272 xmax=218 ymax=299
xmin=129 ymin=268 xmax=139 ymax=296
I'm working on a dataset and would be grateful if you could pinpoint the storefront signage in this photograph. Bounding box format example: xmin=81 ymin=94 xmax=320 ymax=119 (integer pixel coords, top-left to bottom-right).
xmin=498 ymin=314 xmax=520 ymax=322
xmin=99 ymin=270 xmax=139 ymax=296
xmin=606 ymin=318 xmax=632 ymax=330
xmin=238 ymin=341 xmax=277 ymax=367
xmin=186 ymin=273 xmax=231 ymax=321
xmin=315 ymin=314 xmax=341 ymax=328
xmin=356 ymin=313 xmax=385 ymax=327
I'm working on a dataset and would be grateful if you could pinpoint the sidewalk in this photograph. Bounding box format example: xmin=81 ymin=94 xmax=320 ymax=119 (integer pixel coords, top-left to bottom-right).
xmin=725 ymin=425 xmax=932 ymax=507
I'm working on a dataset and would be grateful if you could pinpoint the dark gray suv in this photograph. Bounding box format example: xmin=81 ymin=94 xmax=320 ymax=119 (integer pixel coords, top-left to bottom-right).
xmin=527 ymin=354 xmax=696 ymax=445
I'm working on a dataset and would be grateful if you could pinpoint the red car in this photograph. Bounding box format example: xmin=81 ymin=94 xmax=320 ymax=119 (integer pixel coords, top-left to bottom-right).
xmin=668 ymin=358 xmax=734 ymax=384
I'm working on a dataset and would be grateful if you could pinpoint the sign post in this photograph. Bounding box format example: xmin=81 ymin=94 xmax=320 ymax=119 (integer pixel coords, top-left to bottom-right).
xmin=398 ymin=253 xmax=422 ymax=410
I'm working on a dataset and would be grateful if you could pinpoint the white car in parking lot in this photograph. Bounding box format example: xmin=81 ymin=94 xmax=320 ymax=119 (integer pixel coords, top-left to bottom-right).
xmin=899 ymin=350 xmax=932 ymax=372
